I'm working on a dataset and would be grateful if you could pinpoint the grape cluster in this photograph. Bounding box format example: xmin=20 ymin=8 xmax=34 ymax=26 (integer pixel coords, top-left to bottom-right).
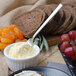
xmin=60 ymin=30 xmax=76 ymax=61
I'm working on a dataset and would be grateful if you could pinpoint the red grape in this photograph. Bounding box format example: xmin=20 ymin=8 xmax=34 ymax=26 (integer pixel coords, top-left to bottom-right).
xmin=74 ymin=39 xmax=76 ymax=44
xmin=60 ymin=34 xmax=70 ymax=42
xmin=60 ymin=42 xmax=70 ymax=52
xmin=72 ymin=46 xmax=76 ymax=54
xmin=69 ymin=30 xmax=76 ymax=40
xmin=70 ymin=40 xmax=75 ymax=46
xmin=64 ymin=47 xmax=75 ymax=57
xmin=71 ymin=55 xmax=76 ymax=61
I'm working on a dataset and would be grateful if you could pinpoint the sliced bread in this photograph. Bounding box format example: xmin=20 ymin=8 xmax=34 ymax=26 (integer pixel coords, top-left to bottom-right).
xmin=35 ymin=4 xmax=64 ymax=35
xmin=63 ymin=5 xmax=76 ymax=33
xmin=48 ymin=4 xmax=65 ymax=33
xmin=12 ymin=9 xmax=46 ymax=38
xmin=55 ymin=7 xmax=72 ymax=34
xmin=34 ymin=5 xmax=54 ymax=35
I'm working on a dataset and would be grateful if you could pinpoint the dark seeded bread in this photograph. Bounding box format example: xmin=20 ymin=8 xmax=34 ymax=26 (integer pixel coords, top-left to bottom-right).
xmin=54 ymin=8 xmax=65 ymax=33
xmin=53 ymin=8 xmax=65 ymax=34
xmin=55 ymin=7 xmax=72 ymax=34
xmin=64 ymin=2 xmax=76 ymax=8
xmin=35 ymin=5 xmax=54 ymax=35
xmin=35 ymin=4 xmax=64 ymax=35
xmin=63 ymin=5 xmax=76 ymax=33
xmin=74 ymin=7 xmax=76 ymax=29
xmin=12 ymin=9 xmax=46 ymax=38
xmin=35 ymin=5 xmax=52 ymax=17
xmin=12 ymin=4 xmax=76 ymax=36
xmin=48 ymin=4 xmax=64 ymax=19
xmin=48 ymin=4 xmax=65 ymax=33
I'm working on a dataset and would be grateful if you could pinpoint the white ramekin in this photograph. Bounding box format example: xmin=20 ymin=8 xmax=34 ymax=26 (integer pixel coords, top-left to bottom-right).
xmin=4 ymin=42 xmax=40 ymax=72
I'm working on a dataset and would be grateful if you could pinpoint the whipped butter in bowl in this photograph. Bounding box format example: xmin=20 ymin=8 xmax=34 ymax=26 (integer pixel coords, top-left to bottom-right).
xmin=4 ymin=42 xmax=40 ymax=71
xmin=8 ymin=42 xmax=37 ymax=59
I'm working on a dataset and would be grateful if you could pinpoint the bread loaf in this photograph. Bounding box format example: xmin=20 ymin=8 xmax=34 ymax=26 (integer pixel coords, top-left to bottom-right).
xmin=12 ymin=3 xmax=76 ymax=37
xmin=35 ymin=4 xmax=64 ymax=35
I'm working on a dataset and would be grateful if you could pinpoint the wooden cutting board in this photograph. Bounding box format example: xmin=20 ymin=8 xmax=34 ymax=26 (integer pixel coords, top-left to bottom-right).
xmin=46 ymin=35 xmax=60 ymax=46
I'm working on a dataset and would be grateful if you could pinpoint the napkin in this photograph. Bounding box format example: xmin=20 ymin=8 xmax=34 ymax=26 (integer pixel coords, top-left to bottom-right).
xmin=47 ymin=62 xmax=72 ymax=76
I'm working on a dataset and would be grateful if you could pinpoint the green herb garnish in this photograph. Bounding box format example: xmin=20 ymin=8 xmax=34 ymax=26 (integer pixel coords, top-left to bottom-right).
xmin=34 ymin=34 xmax=49 ymax=51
